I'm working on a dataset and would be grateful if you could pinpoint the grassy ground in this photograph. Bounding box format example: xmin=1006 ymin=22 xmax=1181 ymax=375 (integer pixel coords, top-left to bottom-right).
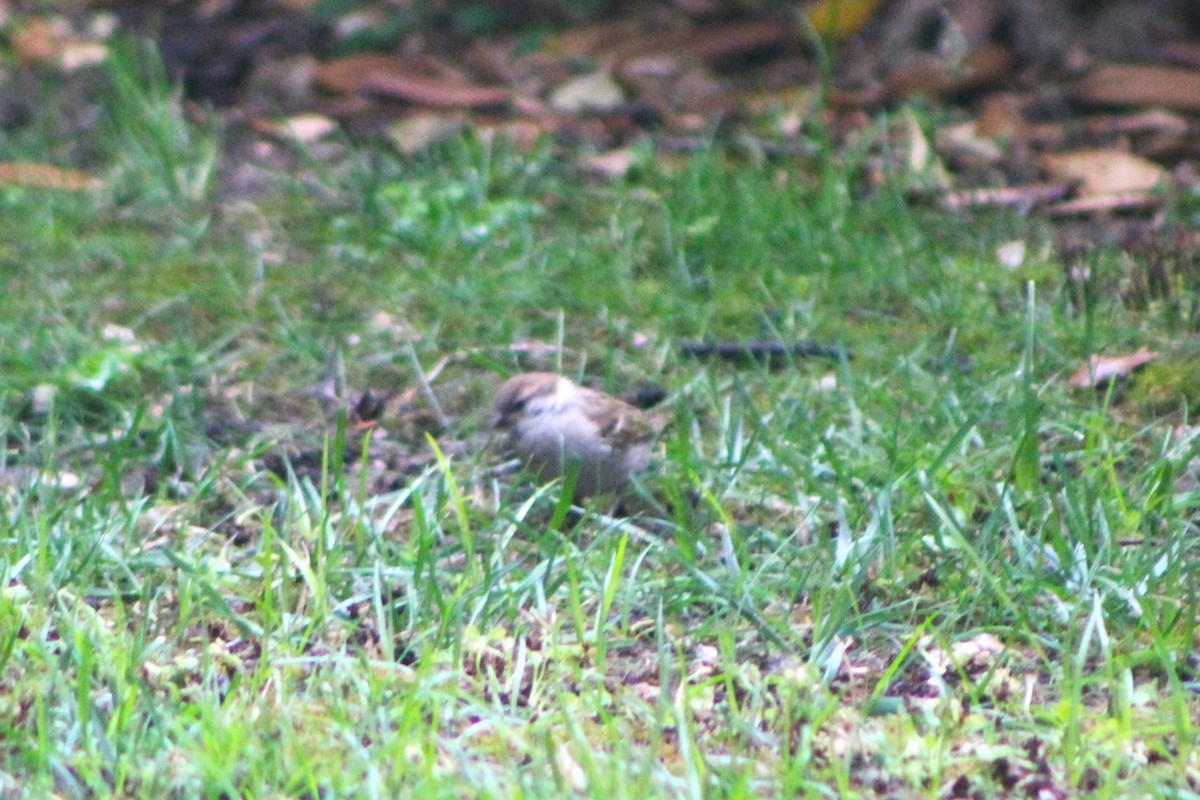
xmin=2 ymin=49 xmax=1199 ymax=798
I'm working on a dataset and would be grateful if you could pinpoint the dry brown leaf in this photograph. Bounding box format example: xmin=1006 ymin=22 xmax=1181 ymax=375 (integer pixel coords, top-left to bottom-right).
xmin=682 ymin=20 xmax=788 ymax=63
xmin=1067 ymin=347 xmax=1157 ymax=388
xmin=937 ymin=122 xmax=1004 ymax=164
xmin=548 ymin=17 xmax=782 ymax=73
xmin=1038 ymin=149 xmax=1167 ymax=198
xmin=313 ymin=54 xmax=397 ymax=94
xmin=363 ymin=70 xmax=509 ymax=109
xmin=11 ymin=17 xmax=70 ymax=62
xmin=0 ymin=162 xmax=100 ymax=191
xmin=1073 ymin=64 xmax=1200 ymax=112
xmin=1086 ymin=110 xmax=1191 ymax=159
xmin=1024 ymin=122 xmax=1066 ymax=150
xmin=884 ymin=42 xmax=1013 ymax=100
xmin=11 ymin=16 xmax=107 ymax=71
xmin=314 ymin=55 xmax=508 ymax=108
xmin=1083 ymin=108 xmax=1189 ymax=139
xmin=826 ymin=86 xmax=885 ymax=108
xmin=974 ymin=93 xmax=1028 ymax=141
xmin=546 ymin=19 xmax=647 ymax=60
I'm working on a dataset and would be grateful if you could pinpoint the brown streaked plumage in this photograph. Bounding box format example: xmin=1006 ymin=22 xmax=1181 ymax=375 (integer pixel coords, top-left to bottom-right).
xmin=491 ymin=372 xmax=654 ymax=498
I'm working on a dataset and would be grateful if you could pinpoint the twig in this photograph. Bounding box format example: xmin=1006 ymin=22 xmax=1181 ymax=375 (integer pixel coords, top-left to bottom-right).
xmin=680 ymin=339 xmax=850 ymax=365
xmin=943 ymin=182 xmax=1073 ymax=211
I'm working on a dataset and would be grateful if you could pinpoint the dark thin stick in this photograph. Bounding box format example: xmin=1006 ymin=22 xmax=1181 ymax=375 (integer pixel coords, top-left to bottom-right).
xmin=943 ymin=182 xmax=1073 ymax=211
xmin=680 ymin=340 xmax=850 ymax=365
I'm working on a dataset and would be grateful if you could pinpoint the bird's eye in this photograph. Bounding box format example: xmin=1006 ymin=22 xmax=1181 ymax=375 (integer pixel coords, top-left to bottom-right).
xmin=510 ymin=398 xmax=527 ymax=412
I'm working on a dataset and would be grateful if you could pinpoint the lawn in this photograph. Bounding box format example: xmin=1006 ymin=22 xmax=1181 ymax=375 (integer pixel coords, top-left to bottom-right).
xmin=1 ymin=47 xmax=1198 ymax=798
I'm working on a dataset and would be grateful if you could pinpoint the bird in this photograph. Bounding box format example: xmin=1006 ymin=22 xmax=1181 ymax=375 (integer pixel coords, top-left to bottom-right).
xmin=491 ymin=372 xmax=656 ymax=498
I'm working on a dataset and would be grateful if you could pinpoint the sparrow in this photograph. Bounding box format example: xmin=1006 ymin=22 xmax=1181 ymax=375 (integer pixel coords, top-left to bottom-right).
xmin=491 ymin=372 xmax=655 ymax=498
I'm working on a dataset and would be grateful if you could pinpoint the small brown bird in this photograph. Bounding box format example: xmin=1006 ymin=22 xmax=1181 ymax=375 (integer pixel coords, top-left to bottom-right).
xmin=491 ymin=372 xmax=655 ymax=498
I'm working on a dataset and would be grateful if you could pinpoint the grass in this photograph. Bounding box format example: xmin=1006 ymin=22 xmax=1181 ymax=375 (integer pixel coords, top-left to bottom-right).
xmin=2 ymin=44 xmax=1199 ymax=798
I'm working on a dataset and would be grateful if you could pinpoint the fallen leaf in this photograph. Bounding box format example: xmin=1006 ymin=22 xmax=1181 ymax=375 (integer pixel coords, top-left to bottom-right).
xmin=386 ymin=113 xmax=466 ymax=155
xmin=937 ymin=121 xmax=1004 ymax=164
xmin=1067 ymin=347 xmax=1157 ymax=388
xmin=363 ymin=70 xmax=509 ymax=109
xmin=280 ymin=114 xmax=335 ymax=143
xmin=313 ymin=54 xmax=398 ymax=94
xmin=57 ymin=41 xmax=108 ymax=71
xmin=584 ymin=147 xmax=639 ymax=179
xmin=1073 ymin=64 xmax=1200 ymax=112
xmin=806 ymin=0 xmax=882 ymax=39
xmin=619 ymin=53 xmax=681 ymax=81
xmin=0 ymin=162 xmax=100 ymax=191
xmin=252 ymin=113 xmax=337 ymax=144
xmin=1083 ymin=108 xmax=1188 ymax=139
xmin=549 ymin=71 xmax=625 ymax=114
xmin=1038 ymin=149 xmax=1167 ymax=198
xmin=973 ymin=93 xmax=1028 ymax=141
xmin=314 ymin=54 xmax=508 ymax=108
xmin=11 ymin=17 xmax=70 ymax=62
xmin=884 ymin=42 xmax=1013 ymax=100
xmin=950 ymin=633 xmax=1004 ymax=671
xmin=682 ymin=20 xmax=788 ymax=63
xmin=10 ymin=16 xmax=107 ymax=72
xmin=547 ymin=16 xmax=782 ymax=76
xmin=545 ymin=19 xmax=646 ymax=60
